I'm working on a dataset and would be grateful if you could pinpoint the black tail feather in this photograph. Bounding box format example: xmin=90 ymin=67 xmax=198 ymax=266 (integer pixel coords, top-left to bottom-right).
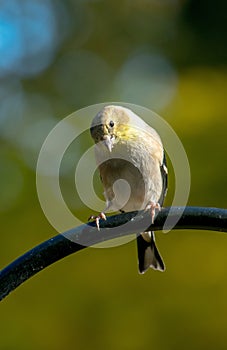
xmin=137 ymin=232 xmax=165 ymax=274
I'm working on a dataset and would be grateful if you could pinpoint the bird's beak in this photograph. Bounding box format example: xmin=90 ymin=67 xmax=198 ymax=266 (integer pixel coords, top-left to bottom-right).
xmin=103 ymin=135 xmax=114 ymax=152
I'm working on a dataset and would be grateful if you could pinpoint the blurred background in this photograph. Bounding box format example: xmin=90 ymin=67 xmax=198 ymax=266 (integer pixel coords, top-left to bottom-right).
xmin=1 ymin=0 xmax=227 ymax=349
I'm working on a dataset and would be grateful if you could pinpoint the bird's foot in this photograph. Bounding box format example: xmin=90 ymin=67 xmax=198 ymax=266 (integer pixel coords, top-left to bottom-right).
xmin=88 ymin=212 xmax=106 ymax=230
xmin=145 ymin=201 xmax=161 ymax=224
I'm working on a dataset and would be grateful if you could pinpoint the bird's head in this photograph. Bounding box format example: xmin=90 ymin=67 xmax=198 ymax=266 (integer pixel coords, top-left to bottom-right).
xmin=90 ymin=105 xmax=133 ymax=152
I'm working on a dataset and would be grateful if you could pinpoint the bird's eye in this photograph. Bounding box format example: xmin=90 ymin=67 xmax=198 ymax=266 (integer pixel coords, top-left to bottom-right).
xmin=109 ymin=120 xmax=114 ymax=128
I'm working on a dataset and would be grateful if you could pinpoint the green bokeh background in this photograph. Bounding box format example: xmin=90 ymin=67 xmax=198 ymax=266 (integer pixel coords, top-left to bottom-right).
xmin=1 ymin=1 xmax=227 ymax=349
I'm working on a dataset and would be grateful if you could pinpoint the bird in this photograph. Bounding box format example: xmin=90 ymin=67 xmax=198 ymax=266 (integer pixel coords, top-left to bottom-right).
xmin=89 ymin=105 xmax=168 ymax=273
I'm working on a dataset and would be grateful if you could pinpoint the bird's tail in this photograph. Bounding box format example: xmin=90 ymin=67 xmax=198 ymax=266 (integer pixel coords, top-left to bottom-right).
xmin=137 ymin=231 xmax=165 ymax=274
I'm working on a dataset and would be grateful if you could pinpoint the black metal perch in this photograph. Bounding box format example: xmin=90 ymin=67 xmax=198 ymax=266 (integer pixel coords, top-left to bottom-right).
xmin=0 ymin=206 xmax=227 ymax=301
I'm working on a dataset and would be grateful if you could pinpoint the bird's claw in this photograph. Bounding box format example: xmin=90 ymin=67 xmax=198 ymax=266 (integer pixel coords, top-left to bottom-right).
xmin=88 ymin=212 xmax=106 ymax=230
xmin=145 ymin=201 xmax=161 ymax=224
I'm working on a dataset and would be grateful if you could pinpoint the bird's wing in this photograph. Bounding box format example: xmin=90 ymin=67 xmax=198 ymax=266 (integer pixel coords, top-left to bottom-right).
xmin=159 ymin=152 xmax=168 ymax=206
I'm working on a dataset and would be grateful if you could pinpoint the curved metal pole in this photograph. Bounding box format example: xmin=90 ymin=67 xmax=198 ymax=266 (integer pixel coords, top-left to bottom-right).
xmin=0 ymin=206 xmax=227 ymax=301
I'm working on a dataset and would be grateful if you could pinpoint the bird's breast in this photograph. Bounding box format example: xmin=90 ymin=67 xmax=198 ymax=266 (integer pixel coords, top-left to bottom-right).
xmin=96 ymin=140 xmax=163 ymax=212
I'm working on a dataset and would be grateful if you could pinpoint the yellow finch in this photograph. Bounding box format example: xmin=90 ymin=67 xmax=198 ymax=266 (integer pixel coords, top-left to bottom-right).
xmin=90 ymin=105 xmax=168 ymax=273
